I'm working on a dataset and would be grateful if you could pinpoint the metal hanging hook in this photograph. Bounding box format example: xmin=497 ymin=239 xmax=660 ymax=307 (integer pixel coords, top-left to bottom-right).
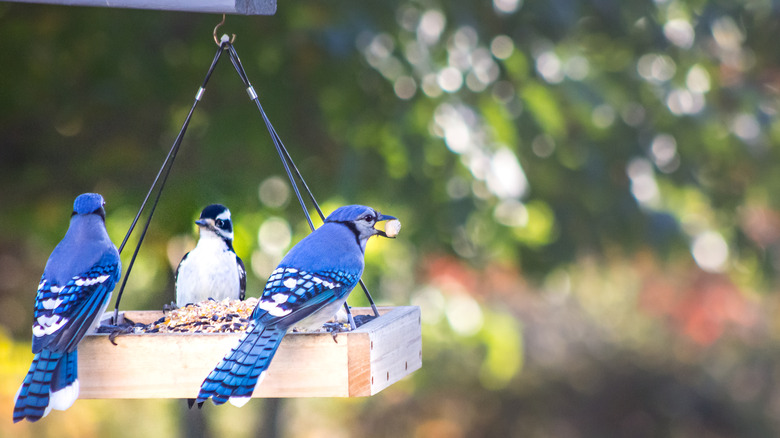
xmin=213 ymin=14 xmax=236 ymax=46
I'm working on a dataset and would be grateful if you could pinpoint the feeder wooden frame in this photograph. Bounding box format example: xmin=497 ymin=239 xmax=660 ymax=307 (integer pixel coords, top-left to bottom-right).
xmin=78 ymin=306 xmax=421 ymax=399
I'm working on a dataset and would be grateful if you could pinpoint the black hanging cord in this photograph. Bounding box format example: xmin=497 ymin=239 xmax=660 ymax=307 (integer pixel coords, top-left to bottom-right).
xmin=225 ymin=43 xmax=381 ymax=319
xmin=111 ymin=40 xmax=229 ymax=323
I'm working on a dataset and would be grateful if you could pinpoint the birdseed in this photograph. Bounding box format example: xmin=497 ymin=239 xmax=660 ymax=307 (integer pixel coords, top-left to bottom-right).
xmin=141 ymin=298 xmax=258 ymax=334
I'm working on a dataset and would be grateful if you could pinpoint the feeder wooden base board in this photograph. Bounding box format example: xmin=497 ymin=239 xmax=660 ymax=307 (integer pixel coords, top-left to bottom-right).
xmin=78 ymin=306 xmax=421 ymax=399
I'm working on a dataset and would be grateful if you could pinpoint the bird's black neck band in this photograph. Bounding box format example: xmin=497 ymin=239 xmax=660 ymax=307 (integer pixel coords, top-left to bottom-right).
xmin=340 ymin=221 xmax=363 ymax=252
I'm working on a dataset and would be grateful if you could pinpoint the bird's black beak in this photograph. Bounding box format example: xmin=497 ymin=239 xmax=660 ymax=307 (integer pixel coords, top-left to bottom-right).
xmin=374 ymin=213 xmax=397 ymax=238
xmin=195 ymin=218 xmax=211 ymax=229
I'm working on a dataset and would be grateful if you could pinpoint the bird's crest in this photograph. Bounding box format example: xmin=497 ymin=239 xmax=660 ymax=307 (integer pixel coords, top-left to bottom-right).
xmin=72 ymin=193 xmax=105 ymax=216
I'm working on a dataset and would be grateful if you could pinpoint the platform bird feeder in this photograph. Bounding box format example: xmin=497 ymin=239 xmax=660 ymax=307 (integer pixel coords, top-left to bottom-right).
xmin=79 ymin=306 xmax=421 ymax=399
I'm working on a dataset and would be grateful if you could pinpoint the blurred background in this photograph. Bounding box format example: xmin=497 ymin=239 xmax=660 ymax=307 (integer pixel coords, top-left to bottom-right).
xmin=2 ymin=0 xmax=780 ymax=436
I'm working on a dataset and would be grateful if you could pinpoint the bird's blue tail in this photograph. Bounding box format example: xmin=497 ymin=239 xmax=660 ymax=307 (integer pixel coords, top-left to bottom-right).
xmin=13 ymin=349 xmax=78 ymax=422
xmin=195 ymin=323 xmax=286 ymax=407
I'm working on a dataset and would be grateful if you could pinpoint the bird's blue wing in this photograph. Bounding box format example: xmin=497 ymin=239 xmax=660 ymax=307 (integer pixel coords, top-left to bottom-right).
xmin=252 ymin=267 xmax=360 ymax=326
xmin=32 ymin=258 xmax=120 ymax=354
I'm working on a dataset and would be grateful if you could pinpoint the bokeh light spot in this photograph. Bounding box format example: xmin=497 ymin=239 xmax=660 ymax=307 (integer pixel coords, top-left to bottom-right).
xmin=627 ymin=158 xmax=660 ymax=207
xmin=494 ymin=199 xmax=529 ymax=227
xmin=564 ymin=55 xmax=589 ymax=81
xmin=257 ymin=217 xmax=291 ymax=256
xmin=419 ymin=9 xmax=446 ymax=45
xmin=536 ymin=51 xmax=564 ymax=84
xmin=712 ymin=16 xmax=744 ymax=51
xmin=691 ymin=231 xmax=729 ymax=272
xmin=487 ymin=147 xmax=528 ymax=199
xmin=686 ymin=65 xmax=711 ymax=93
xmin=490 ymin=35 xmax=514 ymax=59
xmin=731 ymin=113 xmax=760 ymax=141
xmin=664 ymin=19 xmax=695 ymax=49
xmin=531 ymin=134 xmax=555 ymax=158
xmin=422 ymin=73 xmax=443 ymax=97
xmin=650 ymin=134 xmax=679 ymax=173
xmin=591 ymin=104 xmax=616 ymax=129
xmin=493 ymin=0 xmax=522 ymax=14
xmin=637 ymin=53 xmax=676 ymax=83
xmin=258 ymin=176 xmax=291 ymax=208
xmin=666 ymin=88 xmax=705 ymax=115
xmin=394 ymin=75 xmax=417 ymax=99
xmin=438 ymin=66 xmax=464 ymax=92
xmin=446 ymin=293 xmax=484 ymax=336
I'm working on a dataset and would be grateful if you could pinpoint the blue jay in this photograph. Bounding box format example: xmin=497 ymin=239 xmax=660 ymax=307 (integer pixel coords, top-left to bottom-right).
xmin=14 ymin=193 xmax=121 ymax=422
xmin=194 ymin=205 xmax=396 ymax=407
xmin=175 ymin=204 xmax=246 ymax=307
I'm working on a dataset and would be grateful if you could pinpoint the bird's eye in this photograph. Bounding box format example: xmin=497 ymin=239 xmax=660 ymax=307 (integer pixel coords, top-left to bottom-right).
xmin=363 ymin=216 xmax=373 ymax=223
xmin=216 ymin=219 xmax=225 ymax=228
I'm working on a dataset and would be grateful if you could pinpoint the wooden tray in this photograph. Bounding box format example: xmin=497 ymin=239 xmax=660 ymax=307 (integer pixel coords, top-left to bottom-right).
xmin=78 ymin=306 xmax=421 ymax=399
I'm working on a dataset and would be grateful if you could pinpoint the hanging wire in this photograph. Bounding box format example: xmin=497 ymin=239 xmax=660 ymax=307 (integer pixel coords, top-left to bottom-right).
xmin=111 ymin=40 xmax=230 ymax=324
xmin=225 ymin=43 xmax=381 ymax=319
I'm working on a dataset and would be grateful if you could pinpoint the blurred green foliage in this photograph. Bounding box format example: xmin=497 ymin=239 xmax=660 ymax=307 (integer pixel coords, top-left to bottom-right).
xmin=3 ymin=0 xmax=780 ymax=436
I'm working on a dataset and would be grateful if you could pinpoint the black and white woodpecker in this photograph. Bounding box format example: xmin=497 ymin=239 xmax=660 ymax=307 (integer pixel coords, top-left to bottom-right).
xmin=175 ymin=204 xmax=246 ymax=307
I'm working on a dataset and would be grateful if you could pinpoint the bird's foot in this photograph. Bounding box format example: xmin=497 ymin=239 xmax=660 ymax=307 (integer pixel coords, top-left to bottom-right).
xmin=96 ymin=316 xmax=141 ymax=345
xmin=322 ymin=321 xmax=352 ymax=343
xmin=107 ymin=325 xmax=136 ymax=345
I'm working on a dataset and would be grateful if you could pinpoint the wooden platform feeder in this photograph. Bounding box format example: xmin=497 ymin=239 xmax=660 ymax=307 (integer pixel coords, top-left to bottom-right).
xmin=79 ymin=306 xmax=421 ymax=399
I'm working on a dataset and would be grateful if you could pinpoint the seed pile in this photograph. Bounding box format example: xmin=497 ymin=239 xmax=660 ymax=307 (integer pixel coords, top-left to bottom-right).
xmin=143 ymin=298 xmax=259 ymax=334
xmin=124 ymin=297 xmax=375 ymax=336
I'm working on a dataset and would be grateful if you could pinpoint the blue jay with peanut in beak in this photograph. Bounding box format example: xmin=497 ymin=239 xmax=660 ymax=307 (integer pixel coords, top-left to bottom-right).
xmin=14 ymin=193 xmax=121 ymax=422
xmin=175 ymin=204 xmax=246 ymax=308
xmin=194 ymin=204 xmax=397 ymax=407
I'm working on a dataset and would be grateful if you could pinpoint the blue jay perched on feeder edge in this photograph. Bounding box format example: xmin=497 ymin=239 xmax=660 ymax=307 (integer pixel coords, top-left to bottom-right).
xmin=14 ymin=193 xmax=121 ymax=422
xmin=175 ymin=204 xmax=246 ymax=308
xmin=194 ymin=205 xmax=397 ymax=407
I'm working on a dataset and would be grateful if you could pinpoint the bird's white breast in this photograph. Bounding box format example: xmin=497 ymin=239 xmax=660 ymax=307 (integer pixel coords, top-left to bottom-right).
xmin=176 ymin=236 xmax=241 ymax=307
